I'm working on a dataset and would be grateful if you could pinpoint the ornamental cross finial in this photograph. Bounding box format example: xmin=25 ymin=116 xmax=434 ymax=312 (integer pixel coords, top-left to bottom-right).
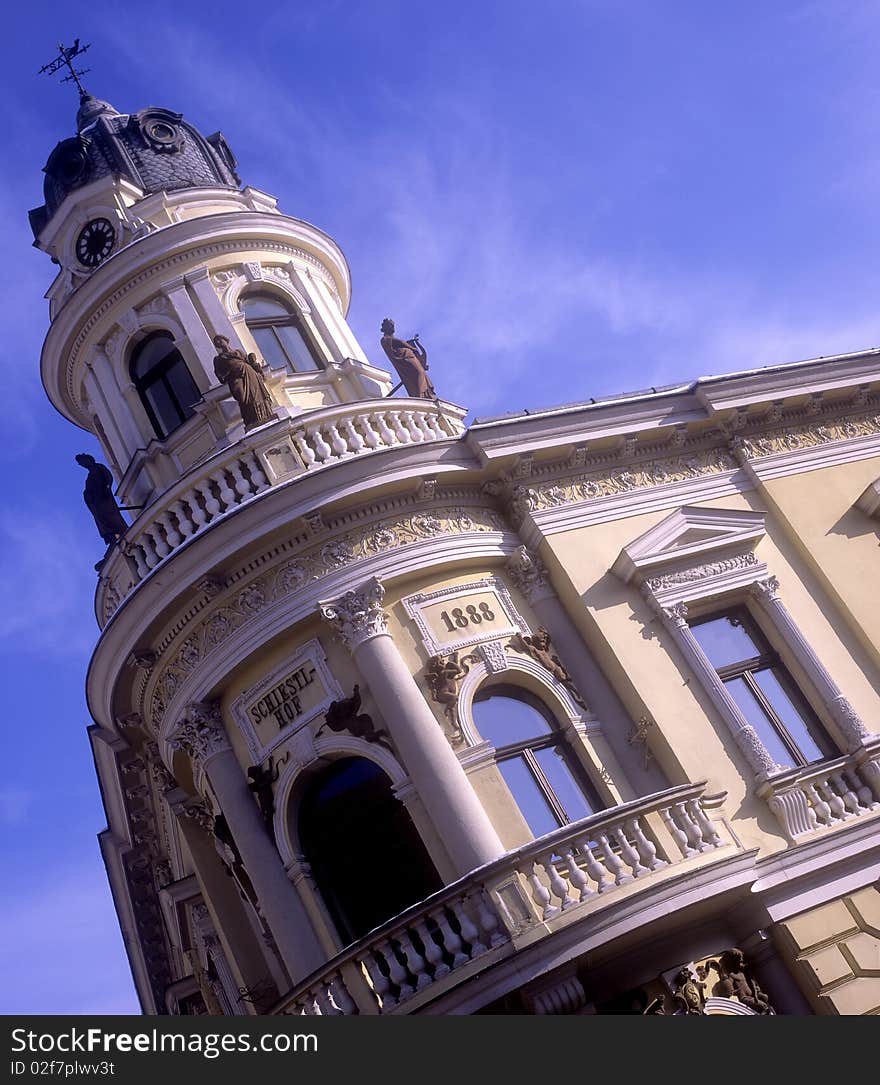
xmin=38 ymin=39 xmax=92 ymax=98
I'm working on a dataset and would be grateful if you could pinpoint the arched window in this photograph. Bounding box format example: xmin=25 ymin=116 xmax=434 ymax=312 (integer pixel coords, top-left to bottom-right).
xmin=298 ymin=757 xmax=442 ymax=945
xmin=472 ymin=686 xmax=602 ymax=839
xmin=240 ymin=292 xmax=322 ymax=372
xmin=130 ymin=331 xmax=201 ymax=439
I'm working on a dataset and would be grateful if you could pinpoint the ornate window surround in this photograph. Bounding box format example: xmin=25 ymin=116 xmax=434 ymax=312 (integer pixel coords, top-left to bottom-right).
xmin=456 ymin=649 xmax=623 ymax=809
xmin=612 ymin=506 xmax=877 ymax=821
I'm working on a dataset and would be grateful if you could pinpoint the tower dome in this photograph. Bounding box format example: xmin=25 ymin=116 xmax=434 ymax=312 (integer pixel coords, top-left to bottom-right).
xmin=29 ymin=95 xmax=240 ymax=239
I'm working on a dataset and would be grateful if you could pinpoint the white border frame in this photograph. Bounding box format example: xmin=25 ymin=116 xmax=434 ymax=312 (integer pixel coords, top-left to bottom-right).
xmin=402 ymin=576 xmax=529 ymax=656
xmin=229 ymin=637 xmax=343 ymax=762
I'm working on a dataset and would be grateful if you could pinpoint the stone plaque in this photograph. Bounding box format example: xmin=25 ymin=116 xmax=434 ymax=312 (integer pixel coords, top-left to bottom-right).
xmin=232 ymin=638 xmax=343 ymax=760
xmin=402 ymin=577 xmax=528 ymax=655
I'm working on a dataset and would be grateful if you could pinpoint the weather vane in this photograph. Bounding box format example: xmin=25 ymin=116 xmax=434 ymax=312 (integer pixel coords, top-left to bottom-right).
xmin=38 ymin=39 xmax=92 ymax=97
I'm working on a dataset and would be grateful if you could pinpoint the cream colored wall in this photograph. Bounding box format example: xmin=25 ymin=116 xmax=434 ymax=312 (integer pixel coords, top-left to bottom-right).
xmin=758 ymin=457 xmax=880 ymax=672
xmin=775 ymin=885 xmax=880 ymax=1015
xmin=540 ymin=483 xmax=880 ymax=856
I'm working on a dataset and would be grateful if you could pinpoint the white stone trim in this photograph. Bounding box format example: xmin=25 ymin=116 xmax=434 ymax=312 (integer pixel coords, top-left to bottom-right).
xmin=402 ymin=576 xmax=529 ymax=656
xmin=229 ymin=638 xmax=343 ymax=762
xmin=856 ymin=477 xmax=880 ymax=518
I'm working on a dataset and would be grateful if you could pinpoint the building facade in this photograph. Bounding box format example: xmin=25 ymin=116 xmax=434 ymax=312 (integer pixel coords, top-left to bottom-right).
xmin=32 ymin=89 xmax=880 ymax=1016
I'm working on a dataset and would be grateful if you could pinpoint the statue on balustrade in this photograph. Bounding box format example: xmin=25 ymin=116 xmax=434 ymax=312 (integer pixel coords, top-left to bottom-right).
xmin=75 ymin=453 xmax=128 ymax=548
xmin=379 ymin=317 xmax=436 ymax=399
xmin=212 ymin=334 xmax=276 ymax=429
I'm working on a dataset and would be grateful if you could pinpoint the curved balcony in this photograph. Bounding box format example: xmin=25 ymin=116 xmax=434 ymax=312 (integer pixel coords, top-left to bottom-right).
xmin=272 ymin=783 xmax=744 ymax=1016
xmin=96 ymin=398 xmax=467 ymax=625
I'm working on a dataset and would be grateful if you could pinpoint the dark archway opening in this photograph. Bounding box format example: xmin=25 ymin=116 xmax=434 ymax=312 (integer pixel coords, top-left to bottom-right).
xmin=299 ymin=757 xmax=443 ymax=946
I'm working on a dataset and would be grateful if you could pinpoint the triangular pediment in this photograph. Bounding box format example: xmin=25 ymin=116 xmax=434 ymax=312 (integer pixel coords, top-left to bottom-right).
xmin=612 ymin=505 xmax=766 ymax=583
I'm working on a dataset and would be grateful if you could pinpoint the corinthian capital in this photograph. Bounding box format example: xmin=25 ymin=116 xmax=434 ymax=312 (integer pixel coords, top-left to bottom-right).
xmin=169 ymin=701 xmax=231 ymax=773
xmin=320 ymin=577 xmax=389 ymax=650
xmin=505 ymin=545 xmax=552 ymax=602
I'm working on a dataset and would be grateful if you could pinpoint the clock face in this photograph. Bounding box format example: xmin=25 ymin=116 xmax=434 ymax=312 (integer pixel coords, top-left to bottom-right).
xmin=76 ymin=218 xmax=115 ymax=268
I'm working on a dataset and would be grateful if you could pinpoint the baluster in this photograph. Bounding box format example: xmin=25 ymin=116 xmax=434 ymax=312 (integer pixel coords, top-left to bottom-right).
xmin=422 ymin=411 xmax=446 ymax=439
xmin=357 ymin=413 xmax=381 ymax=449
xmin=626 ymin=816 xmax=665 ymax=870
xmin=360 ymin=951 xmax=396 ymax=1009
xmin=474 ymin=891 xmax=507 ymax=947
xmin=400 ymin=410 xmax=425 ymax=442
xmin=131 ymin=542 xmax=151 ymax=578
xmin=328 ymin=973 xmax=357 ymax=1015
xmin=596 ymin=830 xmax=630 ymax=884
xmin=307 ymin=424 xmax=333 ymax=463
xmin=819 ymin=779 xmax=846 ymax=821
xmin=804 ymin=781 xmax=832 ymax=825
xmin=291 ymin=429 xmax=317 ymax=468
xmin=342 ymin=418 xmax=366 ymax=453
xmin=525 ymin=860 xmax=558 ymax=918
xmin=455 ymin=895 xmax=486 ymax=956
xmin=414 ymin=917 xmax=449 ymax=978
xmin=210 ymin=469 xmax=236 ymax=511
xmin=150 ymin=522 xmax=171 ymax=560
xmin=187 ymin=486 xmax=209 ymax=530
xmin=610 ymin=825 xmax=647 ymax=877
xmin=829 ymin=772 xmax=859 ymax=816
xmin=574 ymin=837 xmax=610 ymax=892
xmin=687 ymin=798 xmax=722 ymax=847
xmin=196 ymin=478 xmax=220 ymax=520
xmin=428 ymin=905 xmax=468 ymax=968
xmin=327 ymin=421 xmax=348 ymax=457
xmin=388 ymin=411 xmax=412 ymax=444
xmin=229 ymin=459 xmax=252 ymax=499
xmin=672 ymin=802 xmax=705 ymax=853
xmin=375 ymin=938 xmax=413 ymax=999
xmin=243 ymin=451 xmax=269 ymax=491
xmin=313 ymin=984 xmax=343 ymax=1015
xmin=370 ymin=411 xmax=396 ymax=446
xmin=413 ymin=410 xmax=435 ymax=440
xmin=847 ymin=768 xmax=876 ymax=810
xmin=157 ymin=511 xmax=181 ymax=550
xmin=170 ymin=499 xmax=195 ymax=539
xmin=297 ymin=992 xmax=319 ymax=1015
xmin=544 ymin=854 xmax=576 ymax=909
xmin=660 ymin=805 xmax=692 ymax=857
xmin=396 ymin=928 xmax=431 ymax=990
xmin=560 ymin=846 xmax=592 ymax=900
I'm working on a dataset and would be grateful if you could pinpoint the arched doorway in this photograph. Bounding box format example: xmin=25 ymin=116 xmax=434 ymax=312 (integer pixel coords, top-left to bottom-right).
xmin=298 ymin=757 xmax=443 ymax=946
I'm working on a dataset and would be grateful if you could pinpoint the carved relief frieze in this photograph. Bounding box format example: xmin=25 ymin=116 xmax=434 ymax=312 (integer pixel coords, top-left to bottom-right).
xmin=733 ymin=409 xmax=880 ymax=459
xmin=146 ymin=505 xmax=504 ymax=729
xmin=643 ymin=552 xmax=760 ymax=594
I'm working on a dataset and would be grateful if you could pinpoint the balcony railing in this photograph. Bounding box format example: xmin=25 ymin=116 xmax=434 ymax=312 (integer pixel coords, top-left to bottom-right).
xmin=759 ymin=743 xmax=880 ymax=843
xmin=96 ymin=398 xmax=467 ymax=624
xmin=272 ymin=783 xmax=740 ymax=1016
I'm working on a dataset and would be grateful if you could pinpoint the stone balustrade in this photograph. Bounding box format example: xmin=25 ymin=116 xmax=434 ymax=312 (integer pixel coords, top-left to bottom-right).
xmin=96 ymin=398 xmax=467 ymax=624
xmin=275 ymin=783 xmax=736 ymax=1015
xmin=759 ymin=745 xmax=880 ymax=843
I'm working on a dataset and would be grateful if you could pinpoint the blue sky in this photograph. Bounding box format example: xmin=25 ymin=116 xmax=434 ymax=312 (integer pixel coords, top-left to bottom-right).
xmin=3 ymin=1 xmax=880 ymax=1014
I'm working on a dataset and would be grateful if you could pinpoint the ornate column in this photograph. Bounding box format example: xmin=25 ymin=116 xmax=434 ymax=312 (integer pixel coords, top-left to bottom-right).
xmin=647 ymin=596 xmax=782 ymax=778
xmin=505 ymin=546 xmax=662 ymax=795
xmin=320 ymin=577 xmax=506 ymax=875
xmin=169 ymin=702 xmax=324 ymax=983
xmin=751 ymin=576 xmax=874 ymax=753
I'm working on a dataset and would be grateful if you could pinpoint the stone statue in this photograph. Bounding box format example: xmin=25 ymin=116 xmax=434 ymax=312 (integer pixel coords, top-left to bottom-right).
xmin=75 ymin=453 xmax=128 ymax=546
xmin=508 ymin=628 xmax=587 ymax=709
xmin=212 ymin=334 xmax=276 ymax=429
xmin=316 ymin=685 xmax=390 ymax=748
xmin=424 ymin=652 xmax=472 ymax=736
xmin=379 ymin=318 xmax=436 ymax=399
xmin=247 ymin=759 xmax=280 ymax=833
xmin=702 ymin=948 xmax=774 ymax=1014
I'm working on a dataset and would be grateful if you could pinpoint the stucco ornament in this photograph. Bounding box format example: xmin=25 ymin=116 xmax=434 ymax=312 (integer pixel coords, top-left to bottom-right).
xmin=505 ymin=545 xmax=551 ymax=602
xmin=169 ymin=701 xmax=231 ymax=771
xmin=320 ymin=577 xmax=389 ymax=650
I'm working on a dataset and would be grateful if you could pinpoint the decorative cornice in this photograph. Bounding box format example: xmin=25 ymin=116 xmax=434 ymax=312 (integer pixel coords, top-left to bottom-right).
xmin=731 ymin=408 xmax=880 ymax=459
xmin=319 ymin=577 xmax=388 ymax=651
xmin=144 ymin=503 xmax=504 ymax=730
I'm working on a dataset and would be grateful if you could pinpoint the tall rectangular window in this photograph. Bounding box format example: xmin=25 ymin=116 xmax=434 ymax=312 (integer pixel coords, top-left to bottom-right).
xmin=689 ymin=608 xmax=835 ymax=769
